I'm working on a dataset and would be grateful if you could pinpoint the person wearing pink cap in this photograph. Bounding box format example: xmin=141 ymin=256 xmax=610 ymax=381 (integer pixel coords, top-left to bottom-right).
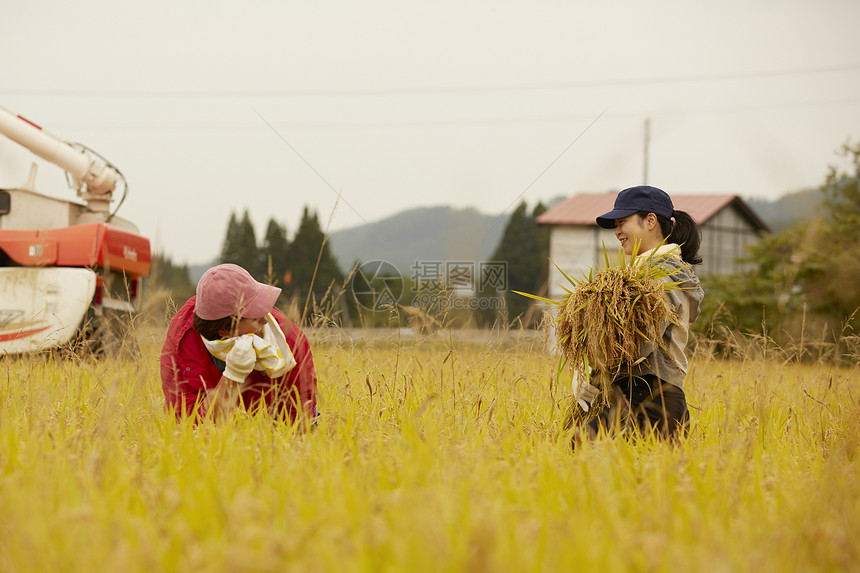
xmin=160 ymin=263 xmax=318 ymax=424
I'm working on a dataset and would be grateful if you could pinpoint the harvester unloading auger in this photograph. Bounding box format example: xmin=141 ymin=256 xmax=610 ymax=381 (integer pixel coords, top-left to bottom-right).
xmin=0 ymin=104 xmax=151 ymax=355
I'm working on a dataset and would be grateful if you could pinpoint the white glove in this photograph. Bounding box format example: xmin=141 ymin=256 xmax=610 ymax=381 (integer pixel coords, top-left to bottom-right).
xmin=224 ymin=336 xmax=256 ymax=383
xmin=575 ymin=380 xmax=600 ymax=412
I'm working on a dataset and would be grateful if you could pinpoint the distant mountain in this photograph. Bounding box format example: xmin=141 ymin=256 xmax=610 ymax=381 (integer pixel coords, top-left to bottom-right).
xmin=744 ymin=187 xmax=823 ymax=232
xmin=328 ymin=205 xmax=509 ymax=275
xmin=188 ymin=262 xmax=216 ymax=285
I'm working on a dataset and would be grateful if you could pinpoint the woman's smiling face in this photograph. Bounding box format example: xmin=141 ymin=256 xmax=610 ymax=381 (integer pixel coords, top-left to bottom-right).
xmin=614 ymin=213 xmax=660 ymax=255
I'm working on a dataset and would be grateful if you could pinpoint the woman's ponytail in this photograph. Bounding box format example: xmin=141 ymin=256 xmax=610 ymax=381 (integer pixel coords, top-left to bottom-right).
xmin=670 ymin=210 xmax=702 ymax=265
xmin=640 ymin=208 xmax=703 ymax=266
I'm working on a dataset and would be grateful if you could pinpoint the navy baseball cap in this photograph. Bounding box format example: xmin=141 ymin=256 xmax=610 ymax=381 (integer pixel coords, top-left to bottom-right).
xmin=596 ymin=185 xmax=675 ymax=229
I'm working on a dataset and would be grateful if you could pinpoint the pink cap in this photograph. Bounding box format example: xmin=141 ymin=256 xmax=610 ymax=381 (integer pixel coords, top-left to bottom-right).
xmin=194 ymin=264 xmax=281 ymax=320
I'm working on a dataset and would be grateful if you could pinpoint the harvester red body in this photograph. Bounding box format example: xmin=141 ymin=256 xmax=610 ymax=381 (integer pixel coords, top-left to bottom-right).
xmin=0 ymin=104 xmax=151 ymax=354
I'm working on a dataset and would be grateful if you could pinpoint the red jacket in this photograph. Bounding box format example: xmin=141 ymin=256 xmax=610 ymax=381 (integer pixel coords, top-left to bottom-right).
xmin=160 ymin=296 xmax=317 ymax=422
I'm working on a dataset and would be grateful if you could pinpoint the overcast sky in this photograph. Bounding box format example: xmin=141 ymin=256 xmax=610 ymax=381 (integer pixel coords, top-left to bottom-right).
xmin=2 ymin=0 xmax=859 ymax=265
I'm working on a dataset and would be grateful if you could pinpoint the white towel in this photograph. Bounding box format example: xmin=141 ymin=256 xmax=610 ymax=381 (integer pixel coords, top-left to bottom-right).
xmin=202 ymin=313 xmax=297 ymax=378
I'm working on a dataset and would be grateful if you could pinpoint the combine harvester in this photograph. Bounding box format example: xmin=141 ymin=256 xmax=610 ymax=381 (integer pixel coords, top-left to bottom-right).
xmin=0 ymin=104 xmax=151 ymax=356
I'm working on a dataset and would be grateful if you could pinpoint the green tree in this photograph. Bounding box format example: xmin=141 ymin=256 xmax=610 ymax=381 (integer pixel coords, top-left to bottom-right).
xmin=532 ymin=201 xmax=550 ymax=294
xmin=697 ymin=141 xmax=860 ymax=351
xmin=219 ymin=212 xmax=241 ymax=264
xmin=147 ymin=252 xmax=195 ymax=303
xmin=286 ymin=207 xmax=345 ymax=319
xmin=805 ymin=142 xmax=860 ymax=319
xmin=260 ymin=218 xmax=291 ymax=288
xmin=696 ymin=225 xmax=812 ymax=338
xmin=485 ymin=201 xmax=549 ymax=327
xmin=219 ymin=209 xmax=261 ymax=278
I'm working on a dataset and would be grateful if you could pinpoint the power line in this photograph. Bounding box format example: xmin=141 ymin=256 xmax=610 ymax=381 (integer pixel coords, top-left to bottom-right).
xmin=32 ymin=95 xmax=860 ymax=131
xmin=3 ymin=64 xmax=859 ymax=98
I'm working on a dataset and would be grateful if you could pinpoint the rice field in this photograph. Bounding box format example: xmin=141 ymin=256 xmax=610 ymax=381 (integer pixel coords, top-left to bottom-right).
xmin=0 ymin=327 xmax=857 ymax=572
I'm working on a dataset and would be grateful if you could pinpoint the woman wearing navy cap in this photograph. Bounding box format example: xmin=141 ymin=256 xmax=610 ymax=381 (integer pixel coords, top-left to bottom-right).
xmin=574 ymin=185 xmax=704 ymax=448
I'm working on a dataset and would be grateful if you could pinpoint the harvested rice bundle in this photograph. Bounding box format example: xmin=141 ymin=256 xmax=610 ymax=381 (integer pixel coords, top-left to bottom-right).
xmin=518 ymin=246 xmax=683 ymax=427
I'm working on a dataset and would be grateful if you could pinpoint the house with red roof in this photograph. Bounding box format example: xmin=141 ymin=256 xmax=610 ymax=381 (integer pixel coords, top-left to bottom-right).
xmin=536 ymin=192 xmax=770 ymax=299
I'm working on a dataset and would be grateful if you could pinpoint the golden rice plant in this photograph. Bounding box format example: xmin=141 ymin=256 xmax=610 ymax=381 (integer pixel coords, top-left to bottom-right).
xmin=517 ymin=243 xmax=684 ymax=427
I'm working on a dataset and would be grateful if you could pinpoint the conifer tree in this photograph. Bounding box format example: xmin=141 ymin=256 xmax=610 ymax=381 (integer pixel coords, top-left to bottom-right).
xmin=532 ymin=201 xmax=550 ymax=295
xmin=260 ymin=218 xmax=291 ymax=288
xmin=219 ymin=209 xmax=261 ymax=278
xmin=219 ymin=212 xmax=242 ymax=265
xmin=488 ymin=201 xmax=548 ymax=326
xmin=286 ymin=207 xmax=345 ymax=309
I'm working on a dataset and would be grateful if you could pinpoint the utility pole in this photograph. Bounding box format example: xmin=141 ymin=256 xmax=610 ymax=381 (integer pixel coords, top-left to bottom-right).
xmin=643 ymin=118 xmax=651 ymax=185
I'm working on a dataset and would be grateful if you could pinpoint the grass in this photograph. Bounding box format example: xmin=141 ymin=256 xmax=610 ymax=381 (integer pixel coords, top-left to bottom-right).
xmin=0 ymin=328 xmax=858 ymax=572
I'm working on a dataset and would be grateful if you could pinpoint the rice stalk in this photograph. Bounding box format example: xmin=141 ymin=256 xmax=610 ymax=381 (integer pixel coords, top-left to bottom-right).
xmin=517 ymin=243 xmax=684 ymax=427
